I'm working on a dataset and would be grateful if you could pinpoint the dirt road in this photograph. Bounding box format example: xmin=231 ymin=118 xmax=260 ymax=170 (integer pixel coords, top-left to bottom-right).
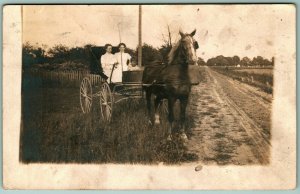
xmin=187 ymin=66 xmax=272 ymax=165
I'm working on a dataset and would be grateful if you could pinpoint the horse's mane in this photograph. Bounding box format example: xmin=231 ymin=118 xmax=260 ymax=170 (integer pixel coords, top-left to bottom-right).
xmin=167 ymin=40 xmax=181 ymax=65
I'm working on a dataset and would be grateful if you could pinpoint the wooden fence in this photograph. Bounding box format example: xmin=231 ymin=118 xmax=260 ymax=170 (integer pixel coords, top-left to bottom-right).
xmin=24 ymin=70 xmax=105 ymax=87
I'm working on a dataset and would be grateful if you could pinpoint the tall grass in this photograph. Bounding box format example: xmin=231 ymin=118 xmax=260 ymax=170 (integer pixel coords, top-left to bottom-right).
xmin=20 ymin=79 xmax=198 ymax=164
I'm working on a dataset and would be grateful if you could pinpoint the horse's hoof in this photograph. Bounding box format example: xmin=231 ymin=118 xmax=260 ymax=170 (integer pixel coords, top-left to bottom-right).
xmin=154 ymin=115 xmax=160 ymax=125
xmin=167 ymin=135 xmax=172 ymax=141
xmin=154 ymin=119 xmax=160 ymax=125
xmin=180 ymin=133 xmax=188 ymax=140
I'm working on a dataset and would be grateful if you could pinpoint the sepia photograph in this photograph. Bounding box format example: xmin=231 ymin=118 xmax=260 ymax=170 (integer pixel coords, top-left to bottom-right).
xmin=3 ymin=4 xmax=296 ymax=189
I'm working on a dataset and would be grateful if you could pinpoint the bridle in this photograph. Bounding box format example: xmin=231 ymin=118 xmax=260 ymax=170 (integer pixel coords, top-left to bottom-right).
xmin=181 ymin=36 xmax=199 ymax=64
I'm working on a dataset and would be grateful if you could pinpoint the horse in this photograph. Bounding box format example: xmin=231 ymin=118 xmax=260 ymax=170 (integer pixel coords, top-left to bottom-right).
xmin=142 ymin=29 xmax=199 ymax=140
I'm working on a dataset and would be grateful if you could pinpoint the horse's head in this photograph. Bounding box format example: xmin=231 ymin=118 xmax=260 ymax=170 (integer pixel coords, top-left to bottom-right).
xmin=179 ymin=29 xmax=199 ymax=65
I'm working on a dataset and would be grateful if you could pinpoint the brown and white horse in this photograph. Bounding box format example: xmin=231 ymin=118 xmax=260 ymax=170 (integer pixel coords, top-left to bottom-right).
xmin=142 ymin=30 xmax=199 ymax=140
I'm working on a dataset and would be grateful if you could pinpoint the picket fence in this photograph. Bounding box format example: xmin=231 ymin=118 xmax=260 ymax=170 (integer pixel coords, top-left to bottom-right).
xmin=26 ymin=70 xmax=105 ymax=86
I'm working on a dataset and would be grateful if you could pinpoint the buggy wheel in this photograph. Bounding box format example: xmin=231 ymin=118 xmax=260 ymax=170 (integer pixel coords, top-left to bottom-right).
xmin=100 ymin=82 xmax=113 ymax=122
xmin=80 ymin=77 xmax=93 ymax=113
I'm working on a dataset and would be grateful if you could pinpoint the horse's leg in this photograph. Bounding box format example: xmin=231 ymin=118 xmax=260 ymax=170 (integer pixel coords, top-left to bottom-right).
xmin=179 ymin=96 xmax=189 ymax=140
xmin=145 ymin=88 xmax=152 ymax=125
xmin=167 ymin=97 xmax=176 ymax=140
xmin=154 ymin=96 xmax=162 ymax=125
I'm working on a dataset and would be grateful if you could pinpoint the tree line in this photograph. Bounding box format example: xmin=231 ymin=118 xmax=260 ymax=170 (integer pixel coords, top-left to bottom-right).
xmin=22 ymin=42 xmax=274 ymax=71
xmin=205 ymin=55 xmax=274 ymax=67
xmin=22 ymin=42 xmax=171 ymax=71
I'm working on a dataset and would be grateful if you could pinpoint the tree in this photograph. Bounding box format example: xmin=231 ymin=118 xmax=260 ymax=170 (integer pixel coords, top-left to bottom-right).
xmin=263 ymin=58 xmax=273 ymax=66
xmin=126 ymin=47 xmax=137 ymax=65
xmin=197 ymin=57 xmax=206 ymax=66
xmin=207 ymin=58 xmax=217 ymax=66
xmin=215 ymin=55 xmax=229 ymax=66
xmin=48 ymin=44 xmax=70 ymax=59
xmin=271 ymin=57 xmax=275 ymax=66
xmin=251 ymin=57 xmax=258 ymax=66
xmin=161 ymin=24 xmax=173 ymax=48
xmin=159 ymin=44 xmax=172 ymax=64
xmin=240 ymin=57 xmax=251 ymax=66
xmin=251 ymin=56 xmax=273 ymax=66
xmin=232 ymin=55 xmax=240 ymax=66
xmin=225 ymin=57 xmax=233 ymax=66
xmin=22 ymin=42 xmax=47 ymax=69
xmin=157 ymin=24 xmax=174 ymax=64
xmin=139 ymin=44 xmax=162 ymax=66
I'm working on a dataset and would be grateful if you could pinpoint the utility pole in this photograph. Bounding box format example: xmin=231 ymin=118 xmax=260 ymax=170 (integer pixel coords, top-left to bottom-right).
xmin=117 ymin=22 xmax=122 ymax=43
xmin=138 ymin=5 xmax=142 ymax=67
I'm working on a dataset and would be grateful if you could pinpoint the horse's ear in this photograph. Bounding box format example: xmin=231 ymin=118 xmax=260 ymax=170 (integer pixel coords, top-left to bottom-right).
xmin=190 ymin=29 xmax=196 ymax=36
xmin=179 ymin=30 xmax=185 ymax=37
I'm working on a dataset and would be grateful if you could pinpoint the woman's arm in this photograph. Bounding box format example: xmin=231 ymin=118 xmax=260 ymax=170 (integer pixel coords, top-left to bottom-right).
xmin=100 ymin=55 xmax=105 ymax=66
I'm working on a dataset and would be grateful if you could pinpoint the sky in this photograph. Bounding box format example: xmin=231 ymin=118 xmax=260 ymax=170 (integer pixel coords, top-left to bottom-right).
xmin=23 ymin=5 xmax=294 ymax=60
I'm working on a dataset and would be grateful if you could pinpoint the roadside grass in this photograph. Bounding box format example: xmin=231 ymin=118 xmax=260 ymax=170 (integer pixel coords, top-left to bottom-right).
xmin=20 ymin=79 xmax=198 ymax=164
xmin=210 ymin=66 xmax=273 ymax=94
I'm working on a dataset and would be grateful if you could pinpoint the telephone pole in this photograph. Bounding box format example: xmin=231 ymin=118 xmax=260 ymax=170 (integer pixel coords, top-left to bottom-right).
xmin=138 ymin=5 xmax=142 ymax=67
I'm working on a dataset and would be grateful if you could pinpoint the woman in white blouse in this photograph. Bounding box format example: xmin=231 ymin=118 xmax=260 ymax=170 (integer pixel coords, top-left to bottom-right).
xmin=100 ymin=44 xmax=118 ymax=83
xmin=114 ymin=43 xmax=132 ymax=81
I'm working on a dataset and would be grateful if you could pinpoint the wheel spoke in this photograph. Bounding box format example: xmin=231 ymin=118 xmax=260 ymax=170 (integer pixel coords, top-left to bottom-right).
xmin=102 ymin=92 xmax=107 ymax=100
xmin=100 ymin=104 xmax=104 ymax=118
xmin=86 ymin=99 xmax=92 ymax=107
xmin=85 ymin=97 xmax=89 ymax=107
xmin=102 ymin=89 xmax=107 ymax=99
xmin=106 ymin=107 xmax=110 ymax=120
xmin=85 ymin=99 xmax=88 ymax=108
xmin=85 ymin=98 xmax=88 ymax=111
xmin=83 ymin=84 xmax=87 ymax=95
xmin=102 ymin=104 xmax=106 ymax=118
xmin=80 ymin=77 xmax=93 ymax=114
xmin=101 ymin=96 xmax=105 ymax=102
xmin=80 ymin=84 xmax=85 ymax=93
xmin=81 ymin=79 xmax=86 ymax=90
xmin=106 ymin=105 xmax=112 ymax=112
xmin=100 ymin=93 xmax=106 ymax=104
xmin=86 ymin=103 xmax=90 ymax=112
xmin=80 ymin=91 xmax=86 ymax=96
xmin=86 ymin=95 xmax=92 ymax=100
xmin=81 ymin=79 xmax=84 ymax=87
xmin=99 ymin=83 xmax=113 ymax=122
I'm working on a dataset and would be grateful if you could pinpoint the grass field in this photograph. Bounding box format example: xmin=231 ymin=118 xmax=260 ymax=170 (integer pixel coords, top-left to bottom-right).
xmin=233 ymin=68 xmax=273 ymax=75
xmin=20 ymin=78 xmax=198 ymax=164
xmin=210 ymin=66 xmax=273 ymax=94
